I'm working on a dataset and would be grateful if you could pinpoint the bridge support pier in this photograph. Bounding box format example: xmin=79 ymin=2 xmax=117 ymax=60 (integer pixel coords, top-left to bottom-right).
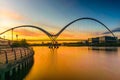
xmin=5 ymin=71 xmax=10 ymax=80
xmin=49 ymin=36 xmax=59 ymax=49
xmin=17 ymin=65 xmax=21 ymax=72
xmin=12 ymin=68 xmax=16 ymax=76
xmin=1 ymin=73 xmax=5 ymax=80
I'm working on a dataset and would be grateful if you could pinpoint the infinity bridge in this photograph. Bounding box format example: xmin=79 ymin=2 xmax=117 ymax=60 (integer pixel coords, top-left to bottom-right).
xmin=0 ymin=17 xmax=116 ymax=47
xmin=0 ymin=17 xmax=117 ymax=80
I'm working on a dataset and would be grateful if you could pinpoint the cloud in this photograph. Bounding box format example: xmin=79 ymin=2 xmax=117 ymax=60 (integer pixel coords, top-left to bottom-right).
xmin=0 ymin=9 xmax=27 ymax=21
xmin=14 ymin=29 xmax=46 ymax=37
xmin=103 ymin=27 xmax=120 ymax=34
xmin=0 ymin=9 xmax=60 ymax=33
xmin=61 ymin=33 xmax=75 ymax=38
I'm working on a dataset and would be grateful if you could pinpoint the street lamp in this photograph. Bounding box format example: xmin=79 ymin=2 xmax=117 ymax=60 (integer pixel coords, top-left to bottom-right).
xmin=11 ymin=28 xmax=13 ymax=41
xmin=16 ymin=34 xmax=18 ymax=41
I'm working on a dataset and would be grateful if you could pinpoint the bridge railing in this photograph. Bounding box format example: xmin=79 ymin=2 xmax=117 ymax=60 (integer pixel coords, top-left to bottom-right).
xmin=0 ymin=47 xmax=34 ymax=64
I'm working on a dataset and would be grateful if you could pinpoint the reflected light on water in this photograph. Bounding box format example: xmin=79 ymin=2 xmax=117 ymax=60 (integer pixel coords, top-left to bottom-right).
xmin=24 ymin=47 xmax=120 ymax=80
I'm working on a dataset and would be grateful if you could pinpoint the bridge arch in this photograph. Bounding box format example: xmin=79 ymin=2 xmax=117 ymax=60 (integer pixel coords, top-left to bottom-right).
xmin=0 ymin=17 xmax=117 ymax=41
xmin=56 ymin=17 xmax=116 ymax=39
xmin=0 ymin=25 xmax=53 ymax=39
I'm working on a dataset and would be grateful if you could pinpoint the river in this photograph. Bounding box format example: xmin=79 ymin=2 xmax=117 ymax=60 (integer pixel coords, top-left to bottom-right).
xmin=24 ymin=46 xmax=120 ymax=80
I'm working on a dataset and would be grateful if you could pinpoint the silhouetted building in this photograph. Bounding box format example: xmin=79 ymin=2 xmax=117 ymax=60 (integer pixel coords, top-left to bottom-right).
xmin=88 ymin=37 xmax=99 ymax=44
xmin=99 ymin=36 xmax=117 ymax=43
xmin=88 ymin=36 xmax=117 ymax=44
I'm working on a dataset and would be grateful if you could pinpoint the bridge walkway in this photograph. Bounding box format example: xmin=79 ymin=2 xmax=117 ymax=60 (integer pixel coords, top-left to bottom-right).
xmin=0 ymin=47 xmax=34 ymax=80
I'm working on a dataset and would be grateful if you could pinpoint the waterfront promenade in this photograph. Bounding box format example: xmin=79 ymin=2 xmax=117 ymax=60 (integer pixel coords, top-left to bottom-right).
xmin=0 ymin=47 xmax=34 ymax=80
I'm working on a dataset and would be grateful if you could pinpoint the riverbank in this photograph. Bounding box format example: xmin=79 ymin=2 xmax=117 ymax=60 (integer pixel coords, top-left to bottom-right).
xmin=28 ymin=43 xmax=120 ymax=47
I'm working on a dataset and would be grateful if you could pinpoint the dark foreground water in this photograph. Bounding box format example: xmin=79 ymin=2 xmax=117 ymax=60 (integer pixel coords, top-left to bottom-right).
xmin=23 ymin=47 xmax=120 ymax=80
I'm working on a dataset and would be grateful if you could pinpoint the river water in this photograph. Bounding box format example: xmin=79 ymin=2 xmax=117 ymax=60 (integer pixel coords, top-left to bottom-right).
xmin=24 ymin=46 xmax=120 ymax=80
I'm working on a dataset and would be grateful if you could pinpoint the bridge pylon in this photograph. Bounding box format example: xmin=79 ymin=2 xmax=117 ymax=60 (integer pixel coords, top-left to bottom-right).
xmin=49 ymin=35 xmax=59 ymax=48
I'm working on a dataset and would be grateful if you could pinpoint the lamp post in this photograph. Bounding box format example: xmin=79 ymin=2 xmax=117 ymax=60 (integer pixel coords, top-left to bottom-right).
xmin=11 ymin=28 xmax=13 ymax=42
xmin=11 ymin=28 xmax=13 ymax=51
xmin=16 ymin=34 xmax=18 ymax=41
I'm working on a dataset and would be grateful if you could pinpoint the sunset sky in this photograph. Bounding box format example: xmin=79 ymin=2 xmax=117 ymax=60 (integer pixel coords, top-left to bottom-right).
xmin=0 ymin=0 xmax=120 ymax=40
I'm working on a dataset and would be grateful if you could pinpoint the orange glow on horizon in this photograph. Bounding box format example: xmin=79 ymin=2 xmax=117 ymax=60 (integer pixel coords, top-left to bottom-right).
xmin=0 ymin=29 xmax=98 ymax=40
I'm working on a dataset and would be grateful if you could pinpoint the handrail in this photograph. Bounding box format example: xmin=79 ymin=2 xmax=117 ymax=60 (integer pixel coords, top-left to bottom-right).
xmin=4 ymin=50 xmax=8 ymax=64
xmin=0 ymin=47 xmax=33 ymax=64
xmin=13 ymin=49 xmax=17 ymax=60
xmin=24 ymin=48 xmax=26 ymax=56
xmin=19 ymin=49 xmax=22 ymax=58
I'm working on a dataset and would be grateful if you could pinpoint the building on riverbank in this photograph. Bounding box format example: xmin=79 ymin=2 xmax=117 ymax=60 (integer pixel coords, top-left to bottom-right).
xmin=99 ymin=36 xmax=117 ymax=43
xmin=88 ymin=36 xmax=117 ymax=45
xmin=88 ymin=37 xmax=99 ymax=44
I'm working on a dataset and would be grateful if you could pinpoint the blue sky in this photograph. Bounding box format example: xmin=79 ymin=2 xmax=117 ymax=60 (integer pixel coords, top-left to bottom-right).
xmin=0 ymin=0 xmax=120 ymax=39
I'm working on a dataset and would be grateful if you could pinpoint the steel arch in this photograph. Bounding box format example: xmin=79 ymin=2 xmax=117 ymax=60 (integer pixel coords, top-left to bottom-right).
xmin=56 ymin=17 xmax=116 ymax=39
xmin=0 ymin=17 xmax=117 ymax=41
xmin=0 ymin=25 xmax=53 ymax=39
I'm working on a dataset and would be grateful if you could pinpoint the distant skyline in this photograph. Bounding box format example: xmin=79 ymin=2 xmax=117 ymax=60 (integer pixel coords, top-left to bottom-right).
xmin=0 ymin=0 xmax=120 ymax=40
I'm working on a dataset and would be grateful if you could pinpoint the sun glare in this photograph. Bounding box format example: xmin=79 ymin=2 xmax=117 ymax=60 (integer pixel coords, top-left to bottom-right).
xmin=1 ymin=19 xmax=12 ymax=27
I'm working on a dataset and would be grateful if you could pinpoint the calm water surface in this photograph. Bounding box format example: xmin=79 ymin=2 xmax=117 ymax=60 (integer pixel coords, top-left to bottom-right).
xmin=24 ymin=47 xmax=120 ymax=80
